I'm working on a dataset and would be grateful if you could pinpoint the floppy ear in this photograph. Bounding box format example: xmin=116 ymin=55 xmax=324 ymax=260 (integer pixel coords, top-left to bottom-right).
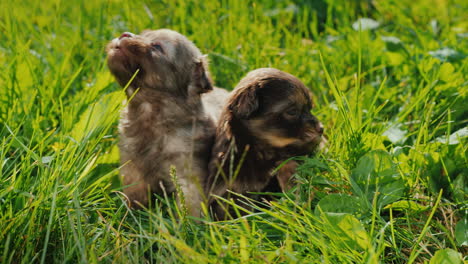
xmin=228 ymin=85 xmax=259 ymax=119
xmin=306 ymin=89 xmax=316 ymax=108
xmin=190 ymin=56 xmax=213 ymax=94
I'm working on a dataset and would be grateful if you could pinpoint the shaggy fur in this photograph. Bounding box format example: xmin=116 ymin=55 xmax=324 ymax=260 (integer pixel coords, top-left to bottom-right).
xmin=206 ymin=68 xmax=324 ymax=219
xmin=106 ymin=29 xmax=227 ymax=217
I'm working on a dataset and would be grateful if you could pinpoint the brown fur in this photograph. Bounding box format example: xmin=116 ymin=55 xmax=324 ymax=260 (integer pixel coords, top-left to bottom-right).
xmin=106 ymin=29 xmax=221 ymax=217
xmin=206 ymin=68 xmax=324 ymax=219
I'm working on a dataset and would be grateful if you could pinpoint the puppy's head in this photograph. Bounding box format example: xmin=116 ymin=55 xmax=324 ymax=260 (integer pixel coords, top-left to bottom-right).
xmin=106 ymin=29 xmax=212 ymax=96
xmin=227 ymin=68 xmax=323 ymax=155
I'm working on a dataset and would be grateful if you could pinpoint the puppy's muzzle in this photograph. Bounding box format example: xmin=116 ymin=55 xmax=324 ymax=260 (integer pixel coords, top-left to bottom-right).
xmin=302 ymin=116 xmax=324 ymax=149
xmin=316 ymin=122 xmax=324 ymax=135
xmin=305 ymin=115 xmax=324 ymax=135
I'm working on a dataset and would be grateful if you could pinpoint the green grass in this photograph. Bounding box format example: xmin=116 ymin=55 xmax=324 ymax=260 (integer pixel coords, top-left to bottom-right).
xmin=1 ymin=0 xmax=467 ymax=263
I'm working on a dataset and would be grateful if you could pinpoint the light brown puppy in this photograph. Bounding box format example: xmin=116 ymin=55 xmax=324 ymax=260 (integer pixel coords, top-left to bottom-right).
xmin=206 ymin=68 xmax=324 ymax=219
xmin=106 ymin=29 xmax=226 ymax=217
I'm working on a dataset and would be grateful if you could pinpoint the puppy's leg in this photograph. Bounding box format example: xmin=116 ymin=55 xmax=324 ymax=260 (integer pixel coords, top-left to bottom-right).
xmin=276 ymin=161 xmax=298 ymax=191
xmin=206 ymin=183 xmax=230 ymax=220
xmin=170 ymin=161 xmax=205 ymax=218
xmin=178 ymin=175 xmax=204 ymax=218
xmin=121 ymin=162 xmax=149 ymax=208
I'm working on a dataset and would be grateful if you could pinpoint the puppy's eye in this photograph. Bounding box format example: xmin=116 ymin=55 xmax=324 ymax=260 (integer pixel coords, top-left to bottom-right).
xmin=152 ymin=42 xmax=164 ymax=53
xmin=285 ymin=109 xmax=300 ymax=118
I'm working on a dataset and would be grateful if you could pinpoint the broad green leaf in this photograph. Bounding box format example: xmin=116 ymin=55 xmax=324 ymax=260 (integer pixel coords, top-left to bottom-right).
xmin=429 ymin=248 xmax=462 ymax=264
xmin=350 ymin=150 xmax=406 ymax=208
xmin=421 ymin=57 xmax=439 ymax=74
xmin=384 ymin=200 xmax=428 ymax=212
xmin=386 ymin=51 xmax=405 ymax=66
xmin=71 ymin=91 xmax=124 ymax=142
xmin=315 ymin=194 xmax=364 ymax=216
xmin=452 ymin=173 xmax=467 ymax=204
xmin=422 ymin=149 xmax=465 ymax=201
xmin=92 ymin=71 xmax=115 ymax=95
xmin=322 ymin=213 xmax=371 ymax=251
xmin=98 ymin=144 xmax=120 ymax=164
xmin=454 ymin=218 xmax=467 ymax=247
xmin=439 ymin=62 xmax=455 ymax=82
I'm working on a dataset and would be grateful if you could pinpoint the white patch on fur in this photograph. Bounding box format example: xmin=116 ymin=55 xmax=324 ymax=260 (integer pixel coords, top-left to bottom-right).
xmin=201 ymin=87 xmax=230 ymax=124
xmin=165 ymin=135 xmax=189 ymax=153
xmin=118 ymin=106 xmax=130 ymax=132
xmin=140 ymin=102 xmax=152 ymax=115
xmin=165 ymin=128 xmax=192 ymax=153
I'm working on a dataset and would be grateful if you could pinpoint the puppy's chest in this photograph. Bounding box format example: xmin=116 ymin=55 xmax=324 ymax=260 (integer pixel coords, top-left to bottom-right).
xmin=120 ymin=103 xmax=208 ymax=156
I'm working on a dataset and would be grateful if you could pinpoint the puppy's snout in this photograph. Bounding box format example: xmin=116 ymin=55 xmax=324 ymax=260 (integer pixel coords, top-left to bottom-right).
xmin=305 ymin=114 xmax=323 ymax=135
xmin=316 ymin=122 xmax=324 ymax=135
xmin=119 ymin=32 xmax=135 ymax=40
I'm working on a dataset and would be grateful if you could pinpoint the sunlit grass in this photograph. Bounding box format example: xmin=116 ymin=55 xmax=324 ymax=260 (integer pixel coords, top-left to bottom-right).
xmin=0 ymin=0 xmax=466 ymax=263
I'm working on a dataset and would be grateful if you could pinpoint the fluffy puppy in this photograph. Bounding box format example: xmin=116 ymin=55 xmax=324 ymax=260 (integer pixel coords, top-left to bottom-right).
xmin=206 ymin=68 xmax=324 ymax=219
xmin=106 ymin=29 xmax=221 ymax=217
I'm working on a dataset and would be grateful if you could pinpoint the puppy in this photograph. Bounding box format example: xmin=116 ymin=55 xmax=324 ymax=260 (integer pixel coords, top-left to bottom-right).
xmin=206 ymin=68 xmax=324 ymax=219
xmin=106 ymin=29 xmax=224 ymax=217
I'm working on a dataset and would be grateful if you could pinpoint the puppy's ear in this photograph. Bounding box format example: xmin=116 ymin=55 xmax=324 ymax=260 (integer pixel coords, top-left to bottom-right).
xmin=190 ymin=56 xmax=213 ymax=94
xmin=307 ymin=89 xmax=315 ymax=108
xmin=229 ymin=85 xmax=258 ymax=119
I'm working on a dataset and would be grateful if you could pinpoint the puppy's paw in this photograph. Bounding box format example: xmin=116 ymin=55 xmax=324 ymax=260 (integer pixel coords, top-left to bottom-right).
xmin=276 ymin=160 xmax=298 ymax=191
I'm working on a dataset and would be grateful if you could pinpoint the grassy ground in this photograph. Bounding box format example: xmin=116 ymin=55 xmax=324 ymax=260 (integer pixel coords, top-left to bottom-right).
xmin=1 ymin=0 xmax=467 ymax=263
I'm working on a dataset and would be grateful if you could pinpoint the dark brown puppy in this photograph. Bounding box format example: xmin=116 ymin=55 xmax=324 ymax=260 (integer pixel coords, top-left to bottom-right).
xmin=106 ymin=29 xmax=220 ymax=217
xmin=206 ymin=68 xmax=324 ymax=219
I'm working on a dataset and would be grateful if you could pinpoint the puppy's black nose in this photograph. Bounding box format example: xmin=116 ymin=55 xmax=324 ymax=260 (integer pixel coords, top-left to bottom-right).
xmin=119 ymin=32 xmax=134 ymax=39
xmin=316 ymin=123 xmax=324 ymax=135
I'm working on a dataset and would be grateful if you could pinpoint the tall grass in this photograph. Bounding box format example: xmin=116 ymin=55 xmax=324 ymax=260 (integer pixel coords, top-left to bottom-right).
xmin=0 ymin=0 xmax=466 ymax=263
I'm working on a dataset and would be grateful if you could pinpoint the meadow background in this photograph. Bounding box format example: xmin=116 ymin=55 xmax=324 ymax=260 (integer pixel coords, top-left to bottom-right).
xmin=0 ymin=0 xmax=467 ymax=263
